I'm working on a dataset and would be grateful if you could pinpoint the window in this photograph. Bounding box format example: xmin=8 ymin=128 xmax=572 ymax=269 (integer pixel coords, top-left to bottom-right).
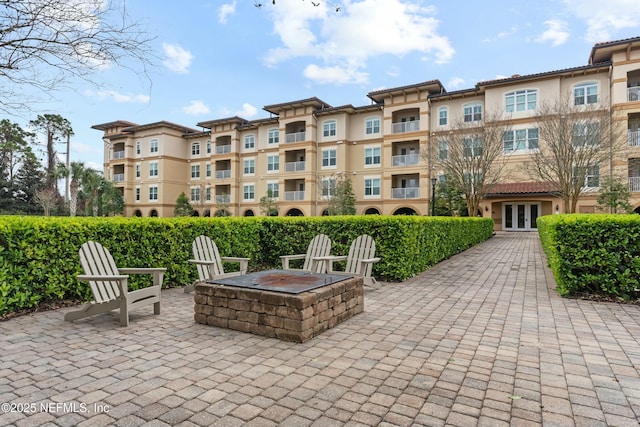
xmin=575 ymin=165 xmax=600 ymax=188
xmin=572 ymin=122 xmax=600 ymax=147
xmin=149 ymin=162 xmax=158 ymax=177
xmin=574 ymin=82 xmax=598 ymax=106
xmin=190 ymin=187 xmax=200 ymax=202
xmin=150 ymin=139 xmax=158 ymax=153
xmin=135 ymin=164 xmax=141 ymax=178
xmin=268 ymin=128 xmax=280 ymax=144
xmin=191 ymin=164 xmax=200 ymax=179
xmin=438 ymin=107 xmax=448 ymax=126
xmin=463 ymin=104 xmax=482 ymax=122
xmin=136 ymin=141 xmax=141 ymax=155
xmin=149 ymin=186 xmax=158 ymax=201
xmin=244 ymin=159 xmax=255 ymax=175
xmin=205 ymin=186 xmax=211 ymax=201
xmin=267 ymin=182 xmax=279 ymax=198
xmin=267 ymin=155 xmax=279 ymax=172
xmin=206 ymin=140 xmax=211 ymax=154
xmin=322 ymin=149 xmax=337 ymax=168
xmin=244 ymin=134 xmax=255 ymax=150
xmin=323 ymin=120 xmax=337 ymax=138
xmin=463 ymin=137 xmax=483 ymax=158
xmin=505 ymin=89 xmax=537 ymax=112
xmin=503 ymin=128 xmax=539 ymax=152
xmin=243 ymin=184 xmax=255 ymax=201
xmin=438 ymin=140 xmax=448 ymax=160
xmin=364 ymin=177 xmax=381 ymax=197
xmin=365 ymin=117 xmax=380 ymax=135
xmin=322 ymin=178 xmax=336 ymax=197
xmin=192 ymin=142 xmax=200 ymax=156
xmin=206 ymin=163 xmax=211 ymax=178
xmin=365 ymin=147 xmax=381 ymax=166
xmin=135 ymin=187 xmax=140 ymax=202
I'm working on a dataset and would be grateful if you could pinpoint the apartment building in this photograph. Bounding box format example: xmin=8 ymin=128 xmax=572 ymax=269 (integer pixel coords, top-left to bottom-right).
xmin=93 ymin=36 xmax=640 ymax=231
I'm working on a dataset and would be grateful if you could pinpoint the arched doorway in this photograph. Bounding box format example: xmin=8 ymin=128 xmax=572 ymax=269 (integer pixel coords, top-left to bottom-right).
xmin=150 ymin=209 xmax=158 ymax=217
xmin=393 ymin=207 xmax=417 ymax=215
xmin=286 ymin=208 xmax=304 ymax=216
xmin=204 ymin=209 xmax=211 ymax=217
xmin=133 ymin=210 xmax=142 ymax=217
xmin=244 ymin=209 xmax=255 ymax=217
xmin=321 ymin=209 xmax=330 ymax=216
xmin=215 ymin=209 xmax=231 ymax=217
xmin=191 ymin=210 xmax=200 ymax=217
xmin=364 ymin=208 xmax=380 ymax=215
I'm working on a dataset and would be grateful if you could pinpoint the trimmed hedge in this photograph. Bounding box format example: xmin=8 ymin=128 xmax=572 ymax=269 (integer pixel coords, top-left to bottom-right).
xmin=0 ymin=215 xmax=493 ymax=315
xmin=538 ymin=214 xmax=640 ymax=298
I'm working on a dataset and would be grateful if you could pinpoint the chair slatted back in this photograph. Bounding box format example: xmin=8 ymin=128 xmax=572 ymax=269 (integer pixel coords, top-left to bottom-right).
xmin=79 ymin=241 xmax=122 ymax=304
xmin=345 ymin=235 xmax=376 ymax=278
xmin=192 ymin=235 xmax=224 ymax=281
xmin=303 ymin=234 xmax=332 ymax=272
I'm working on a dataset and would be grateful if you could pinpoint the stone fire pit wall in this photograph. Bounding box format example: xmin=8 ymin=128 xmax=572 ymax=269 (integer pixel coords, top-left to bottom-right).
xmin=194 ymin=276 xmax=364 ymax=343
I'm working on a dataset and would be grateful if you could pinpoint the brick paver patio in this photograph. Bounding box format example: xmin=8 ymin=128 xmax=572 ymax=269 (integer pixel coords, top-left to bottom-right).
xmin=1 ymin=232 xmax=640 ymax=426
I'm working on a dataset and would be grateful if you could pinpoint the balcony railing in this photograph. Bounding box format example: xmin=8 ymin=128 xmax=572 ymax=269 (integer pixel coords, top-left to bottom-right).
xmin=285 ymin=161 xmax=305 ymax=172
xmin=392 ymin=187 xmax=419 ymax=199
xmin=628 ymin=87 xmax=640 ymax=102
xmin=392 ymin=120 xmax=420 ymax=133
xmin=112 ymin=150 xmax=125 ymax=160
xmin=113 ymin=173 xmax=125 ymax=182
xmin=215 ymin=145 xmax=231 ymax=154
xmin=215 ymin=169 xmax=231 ymax=179
xmin=392 ymin=153 xmax=419 ymax=167
xmin=629 ymin=130 xmax=640 ymax=147
xmin=284 ymin=190 xmax=305 ymax=201
xmin=214 ymin=195 xmax=231 ymax=204
xmin=285 ymin=131 xmax=306 ymax=143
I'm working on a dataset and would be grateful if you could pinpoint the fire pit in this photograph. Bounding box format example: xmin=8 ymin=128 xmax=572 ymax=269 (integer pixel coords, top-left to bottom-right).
xmin=194 ymin=269 xmax=364 ymax=342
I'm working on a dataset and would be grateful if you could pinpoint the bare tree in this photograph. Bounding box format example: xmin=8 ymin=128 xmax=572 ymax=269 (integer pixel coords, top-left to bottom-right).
xmin=526 ymin=97 xmax=624 ymax=213
xmin=34 ymin=187 xmax=58 ymax=216
xmin=430 ymin=111 xmax=510 ymax=217
xmin=0 ymin=0 xmax=156 ymax=114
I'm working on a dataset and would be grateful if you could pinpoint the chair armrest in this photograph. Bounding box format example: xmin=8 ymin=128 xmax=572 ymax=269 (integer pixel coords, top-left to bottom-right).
xmin=189 ymin=259 xmax=215 ymax=265
xmin=360 ymin=257 xmax=380 ymax=265
xmin=280 ymin=254 xmax=306 ymax=270
xmin=313 ymin=255 xmax=347 ymax=273
xmin=118 ymin=268 xmax=166 ymax=274
xmin=77 ymin=274 xmax=129 ymax=282
xmin=221 ymin=257 xmax=249 ymax=274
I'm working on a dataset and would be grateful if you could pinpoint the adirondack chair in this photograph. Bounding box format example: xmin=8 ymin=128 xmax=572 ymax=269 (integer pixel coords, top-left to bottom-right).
xmin=184 ymin=235 xmax=249 ymax=293
xmin=64 ymin=241 xmax=165 ymax=327
xmin=280 ymin=234 xmax=332 ymax=273
xmin=315 ymin=234 xmax=381 ymax=289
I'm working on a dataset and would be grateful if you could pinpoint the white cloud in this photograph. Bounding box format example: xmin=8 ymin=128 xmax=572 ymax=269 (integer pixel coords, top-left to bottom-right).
xmin=182 ymin=100 xmax=210 ymax=115
xmin=218 ymin=1 xmax=236 ymax=24
xmin=84 ymin=89 xmax=150 ymax=103
xmin=536 ymin=20 xmax=570 ymax=46
xmin=163 ymin=43 xmax=194 ymax=74
xmin=447 ymin=77 xmax=465 ymax=90
xmin=262 ymin=0 xmax=454 ymax=85
xmin=563 ymin=0 xmax=640 ymax=42
xmin=235 ymin=103 xmax=258 ymax=117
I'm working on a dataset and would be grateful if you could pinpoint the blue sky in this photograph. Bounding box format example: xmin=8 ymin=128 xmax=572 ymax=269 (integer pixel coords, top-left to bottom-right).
xmin=18 ymin=0 xmax=640 ymax=170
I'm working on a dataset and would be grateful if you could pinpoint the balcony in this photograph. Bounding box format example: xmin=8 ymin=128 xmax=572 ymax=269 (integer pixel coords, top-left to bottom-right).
xmin=285 ymin=131 xmax=306 ymax=143
xmin=112 ymin=150 xmax=125 ymax=160
xmin=629 ymin=130 xmax=640 ymax=147
xmin=285 ymin=161 xmax=305 ymax=172
xmin=392 ymin=187 xmax=419 ymax=199
xmin=113 ymin=173 xmax=125 ymax=182
xmin=214 ymin=195 xmax=231 ymax=204
xmin=392 ymin=153 xmax=419 ymax=167
xmin=628 ymin=87 xmax=640 ymax=102
xmin=392 ymin=120 xmax=420 ymax=134
xmin=215 ymin=169 xmax=231 ymax=179
xmin=215 ymin=145 xmax=231 ymax=154
xmin=284 ymin=191 xmax=305 ymax=201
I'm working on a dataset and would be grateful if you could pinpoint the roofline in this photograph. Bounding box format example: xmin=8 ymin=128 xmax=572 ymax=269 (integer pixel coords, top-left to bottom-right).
xmin=263 ymin=97 xmax=332 ymax=115
xmin=196 ymin=116 xmax=248 ymax=129
xmin=589 ymin=36 xmax=640 ymax=64
xmin=367 ymin=80 xmax=445 ymax=103
xmin=91 ymin=120 xmax=138 ymax=131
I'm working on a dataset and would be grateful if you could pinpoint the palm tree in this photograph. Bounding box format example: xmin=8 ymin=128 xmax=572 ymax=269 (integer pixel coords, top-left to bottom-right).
xmin=81 ymin=168 xmax=104 ymax=216
xmin=68 ymin=161 xmax=86 ymax=216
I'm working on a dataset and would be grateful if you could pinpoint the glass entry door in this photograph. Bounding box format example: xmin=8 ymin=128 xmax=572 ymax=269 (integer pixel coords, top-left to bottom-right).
xmin=503 ymin=203 xmax=539 ymax=231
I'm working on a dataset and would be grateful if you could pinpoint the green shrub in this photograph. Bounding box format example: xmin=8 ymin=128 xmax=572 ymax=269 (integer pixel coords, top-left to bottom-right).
xmin=0 ymin=215 xmax=493 ymax=315
xmin=538 ymin=214 xmax=640 ymax=298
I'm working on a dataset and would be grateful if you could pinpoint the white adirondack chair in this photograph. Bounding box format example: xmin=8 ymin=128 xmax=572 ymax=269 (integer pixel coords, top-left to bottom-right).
xmin=64 ymin=241 xmax=165 ymax=327
xmin=280 ymin=234 xmax=332 ymax=273
xmin=316 ymin=234 xmax=381 ymax=289
xmin=184 ymin=235 xmax=249 ymax=293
